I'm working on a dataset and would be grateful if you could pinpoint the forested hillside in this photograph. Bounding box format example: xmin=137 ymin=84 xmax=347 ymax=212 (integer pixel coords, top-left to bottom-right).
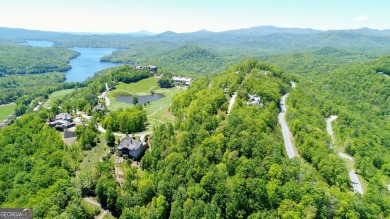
xmin=97 ymin=60 xmax=385 ymax=218
xmin=286 ymin=57 xmax=390 ymax=218
xmin=0 ymin=25 xmax=389 ymax=218
xmin=0 ymin=43 xmax=79 ymax=75
xmin=102 ymin=45 xmax=228 ymax=75
xmin=0 ymin=114 xmax=85 ymax=218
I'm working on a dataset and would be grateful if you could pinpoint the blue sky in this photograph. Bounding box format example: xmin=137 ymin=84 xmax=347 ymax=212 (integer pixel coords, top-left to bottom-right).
xmin=0 ymin=0 xmax=388 ymax=33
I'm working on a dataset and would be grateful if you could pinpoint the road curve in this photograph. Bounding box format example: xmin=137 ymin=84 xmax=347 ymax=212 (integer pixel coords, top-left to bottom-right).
xmin=278 ymin=93 xmax=296 ymax=159
xmin=326 ymin=116 xmax=363 ymax=195
xmin=326 ymin=116 xmax=338 ymax=146
xmin=83 ymin=197 xmax=108 ymax=219
xmin=227 ymin=92 xmax=237 ymax=115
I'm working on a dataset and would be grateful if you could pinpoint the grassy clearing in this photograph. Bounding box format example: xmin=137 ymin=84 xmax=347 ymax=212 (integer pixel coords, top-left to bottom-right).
xmin=0 ymin=103 xmax=16 ymax=121
xmin=77 ymin=134 xmax=111 ymax=174
xmin=107 ymin=77 xmax=186 ymax=126
xmin=43 ymin=89 xmax=74 ymax=107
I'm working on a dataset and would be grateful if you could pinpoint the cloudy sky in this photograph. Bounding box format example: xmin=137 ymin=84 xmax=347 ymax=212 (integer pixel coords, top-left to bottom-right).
xmin=0 ymin=0 xmax=388 ymax=33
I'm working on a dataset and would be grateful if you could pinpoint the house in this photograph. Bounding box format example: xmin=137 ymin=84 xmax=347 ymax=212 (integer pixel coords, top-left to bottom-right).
xmin=64 ymin=126 xmax=76 ymax=139
xmin=50 ymin=113 xmax=75 ymax=131
xmin=247 ymin=94 xmax=262 ymax=106
xmin=118 ymin=135 xmax=146 ymax=159
xmin=173 ymin=76 xmax=193 ymax=86
xmin=134 ymin=65 xmax=158 ymax=72
xmin=147 ymin=65 xmax=158 ymax=72
xmin=56 ymin=113 xmax=72 ymax=122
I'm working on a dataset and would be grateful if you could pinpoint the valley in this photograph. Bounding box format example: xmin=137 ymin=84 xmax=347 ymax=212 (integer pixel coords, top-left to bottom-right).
xmin=0 ymin=25 xmax=389 ymax=219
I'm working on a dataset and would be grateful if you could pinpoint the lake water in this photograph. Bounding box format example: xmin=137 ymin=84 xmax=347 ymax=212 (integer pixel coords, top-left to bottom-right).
xmin=23 ymin=41 xmax=120 ymax=82
xmin=65 ymin=47 xmax=120 ymax=82
xmin=116 ymin=94 xmax=165 ymax=105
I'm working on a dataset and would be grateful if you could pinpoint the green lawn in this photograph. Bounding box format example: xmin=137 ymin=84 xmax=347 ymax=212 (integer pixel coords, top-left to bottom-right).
xmin=107 ymin=77 xmax=186 ymax=126
xmin=43 ymin=89 xmax=75 ymax=107
xmin=0 ymin=103 xmax=16 ymax=121
xmin=78 ymin=134 xmax=111 ymax=174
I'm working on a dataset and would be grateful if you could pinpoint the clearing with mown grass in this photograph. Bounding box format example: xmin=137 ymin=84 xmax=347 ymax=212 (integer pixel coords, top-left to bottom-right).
xmin=43 ymin=89 xmax=75 ymax=107
xmin=0 ymin=103 xmax=16 ymax=121
xmin=107 ymin=77 xmax=186 ymax=127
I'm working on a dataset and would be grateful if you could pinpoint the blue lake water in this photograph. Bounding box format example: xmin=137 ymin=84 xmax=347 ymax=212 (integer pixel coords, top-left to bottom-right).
xmin=116 ymin=94 xmax=165 ymax=105
xmin=23 ymin=41 xmax=120 ymax=82
xmin=65 ymin=47 xmax=120 ymax=82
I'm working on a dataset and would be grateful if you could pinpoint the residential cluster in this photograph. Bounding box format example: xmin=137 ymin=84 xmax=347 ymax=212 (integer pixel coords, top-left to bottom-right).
xmin=133 ymin=65 xmax=158 ymax=72
xmin=173 ymin=76 xmax=193 ymax=86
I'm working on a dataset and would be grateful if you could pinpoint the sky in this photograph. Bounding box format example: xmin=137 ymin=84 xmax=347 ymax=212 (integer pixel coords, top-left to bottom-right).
xmin=0 ymin=0 xmax=389 ymax=33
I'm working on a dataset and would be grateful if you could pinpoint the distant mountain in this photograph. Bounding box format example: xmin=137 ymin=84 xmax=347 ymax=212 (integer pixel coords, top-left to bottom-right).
xmin=222 ymin=25 xmax=321 ymax=36
xmin=128 ymin=30 xmax=157 ymax=37
xmin=2 ymin=25 xmax=390 ymax=55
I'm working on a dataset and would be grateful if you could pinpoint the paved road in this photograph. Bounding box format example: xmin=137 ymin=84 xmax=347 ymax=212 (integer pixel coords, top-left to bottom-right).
xmin=348 ymin=170 xmax=364 ymax=194
xmin=326 ymin=116 xmax=363 ymax=195
xmin=77 ymin=111 xmax=151 ymax=141
xmin=97 ymin=123 xmax=151 ymax=141
xmin=104 ymin=83 xmax=110 ymax=107
xmin=338 ymin=152 xmax=354 ymax=161
xmin=227 ymin=92 xmax=237 ymax=115
xmin=83 ymin=197 xmax=108 ymax=219
xmin=291 ymin=81 xmax=296 ymax=88
xmin=326 ymin=116 xmax=338 ymax=146
xmin=278 ymin=93 xmax=296 ymax=158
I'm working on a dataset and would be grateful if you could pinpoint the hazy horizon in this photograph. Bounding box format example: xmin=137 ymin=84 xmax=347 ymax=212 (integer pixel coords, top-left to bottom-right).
xmin=1 ymin=0 xmax=389 ymax=33
xmin=2 ymin=25 xmax=390 ymax=35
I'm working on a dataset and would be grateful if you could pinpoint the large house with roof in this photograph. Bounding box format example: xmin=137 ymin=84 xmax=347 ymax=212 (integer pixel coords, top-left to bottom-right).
xmin=49 ymin=113 xmax=74 ymax=131
xmin=118 ymin=135 xmax=146 ymax=159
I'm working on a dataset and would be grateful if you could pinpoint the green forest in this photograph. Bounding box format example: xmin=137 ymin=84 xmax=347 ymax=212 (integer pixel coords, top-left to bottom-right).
xmin=0 ymin=43 xmax=78 ymax=75
xmin=0 ymin=26 xmax=389 ymax=219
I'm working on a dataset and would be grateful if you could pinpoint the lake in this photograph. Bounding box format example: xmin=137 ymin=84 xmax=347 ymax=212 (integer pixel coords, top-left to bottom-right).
xmin=116 ymin=94 xmax=165 ymax=105
xmin=65 ymin=47 xmax=120 ymax=82
xmin=23 ymin=40 xmax=120 ymax=82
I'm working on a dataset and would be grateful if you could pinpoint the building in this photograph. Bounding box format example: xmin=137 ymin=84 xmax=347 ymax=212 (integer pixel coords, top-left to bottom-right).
xmin=247 ymin=94 xmax=262 ymax=106
xmin=55 ymin=113 xmax=72 ymax=121
xmin=173 ymin=76 xmax=193 ymax=86
xmin=50 ymin=113 xmax=74 ymax=131
xmin=118 ymin=135 xmax=146 ymax=159
xmin=64 ymin=126 xmax=76 ymax=139
xmin=134 ymin=65 xmax=158 ymax=72
xmin=147 ymin=65 xmax=158 ymax=72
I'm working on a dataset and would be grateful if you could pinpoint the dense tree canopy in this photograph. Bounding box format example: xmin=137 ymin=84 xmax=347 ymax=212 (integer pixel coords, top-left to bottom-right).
xmin=102 ymin=105 xmax=147 ymax=134
xmin=0 ymin=43 xmax=78 ymax=75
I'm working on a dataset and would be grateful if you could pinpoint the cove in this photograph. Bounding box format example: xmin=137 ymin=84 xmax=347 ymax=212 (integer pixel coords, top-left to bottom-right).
xmin=64 ymin=47 xmax=120 ymax=82
xmin=23 ymin=41 xmax=120 ymax=82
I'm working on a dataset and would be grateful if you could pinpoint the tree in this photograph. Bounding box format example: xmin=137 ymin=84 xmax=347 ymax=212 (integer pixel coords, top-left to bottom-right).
xmin=105 ymin=129 xmax=115 ymax=146
xmin=133 ymin=96 xmax=139 ymax=105
xmin=158 ymin=77 xmax=174 ymax=88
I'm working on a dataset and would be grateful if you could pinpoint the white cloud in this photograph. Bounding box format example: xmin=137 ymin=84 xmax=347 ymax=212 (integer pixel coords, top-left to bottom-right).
xmin=355 ymin=15 xmax=369 ymax=22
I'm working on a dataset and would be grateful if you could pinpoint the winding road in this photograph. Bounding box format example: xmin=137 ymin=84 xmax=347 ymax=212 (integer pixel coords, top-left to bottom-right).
xmin=278 ymin=81 xmax=298 ymax=159
xmin=227 ymin=92 xmax=237 ymax=115
xmin=77 ymin=111 xmax=151 ymax=141
xmin=278 ymin=93 xmax=297 ymax=158
xmin=326 ymin=116 xmax=364 ymax=195
xmin=83 ymin=197 xmax=108 ymax=219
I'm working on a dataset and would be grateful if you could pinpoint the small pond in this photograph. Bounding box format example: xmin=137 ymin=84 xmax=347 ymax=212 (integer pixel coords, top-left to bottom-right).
xmin=115 ymin=93 xmax=165 ymax=105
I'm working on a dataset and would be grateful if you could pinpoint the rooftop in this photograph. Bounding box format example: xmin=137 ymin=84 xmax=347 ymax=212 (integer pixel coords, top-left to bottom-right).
xmin=118 ymin=136 xmax=142 ymax=151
